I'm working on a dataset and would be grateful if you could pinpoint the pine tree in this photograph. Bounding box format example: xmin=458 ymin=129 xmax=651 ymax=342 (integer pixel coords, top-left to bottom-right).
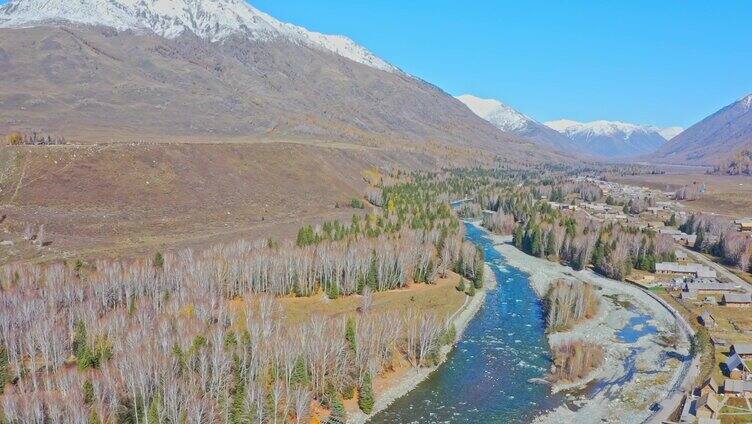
xmin=146 ymin=395 xmax=160 ymax=424
xmin=88 ymin=410 xmax=102 ymax=424
xmin=73 ymin=320 xmax=88 ymax=358
xmin=473 ymin=248 xmax=484 ymax=289
xmin=326 ymin=386 xmax=346 ymax=424
xmin=83 ymin=379 xmax=95 ymax=404
xmin=154 ymin=252 xmax=164 ymax=269
xmin=358 ymin=372 xmax=375 ymax=415
xmin=291 ymin=357 xmax=310 ymax=386
xmin=367 ymin=252 xmax=378 ymax=291
xmin=73 ymin=320 xmax=95 ymax=369
xmin=345 ymin=317 xmax=357 ymax=352
xmin=513 ymin=225 xmax=524 ymax=249
xmin=0 ymin=346 xmax=8 ymax=394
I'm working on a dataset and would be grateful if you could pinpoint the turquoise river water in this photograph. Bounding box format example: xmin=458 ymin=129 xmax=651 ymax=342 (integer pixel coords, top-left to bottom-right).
xmin=371 ymin=223 xmax=564 ymax=423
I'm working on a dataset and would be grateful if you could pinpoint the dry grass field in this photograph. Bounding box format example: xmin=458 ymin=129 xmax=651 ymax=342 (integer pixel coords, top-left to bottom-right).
xmin=0 ymin=140 xmax=453 ymax=264
xmin=611 ymin=173 xmax=752 ymax=218
xmin=280 ymin=272 xmax=466 ymax=326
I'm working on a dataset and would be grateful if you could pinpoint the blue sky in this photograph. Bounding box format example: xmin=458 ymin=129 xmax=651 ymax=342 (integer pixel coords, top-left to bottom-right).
xmin=3 ymin=1 xmax=749 ymax=127
xmin=250 ymin=0 xmax=751 ymax=128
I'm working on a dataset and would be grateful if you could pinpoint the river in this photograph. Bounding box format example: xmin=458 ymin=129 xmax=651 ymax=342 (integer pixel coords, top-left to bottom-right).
xmin=371 ymin=223 xmax=564 ymax=423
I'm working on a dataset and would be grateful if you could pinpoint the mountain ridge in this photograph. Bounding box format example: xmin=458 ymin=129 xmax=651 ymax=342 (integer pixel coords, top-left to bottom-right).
xmin=544 ymin=118 xmax=671 ymax=159
xmin=0 ymin=0 xmax=397 ymax=72
xmin=651 ymin=93 xmax=752 ymax=164
xmin=456 ymin=94 xmax=581 ymax=153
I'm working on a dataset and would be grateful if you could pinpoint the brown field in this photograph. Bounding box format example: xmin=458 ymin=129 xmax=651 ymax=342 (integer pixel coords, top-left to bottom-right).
xmin=280 ymin=272 xmax=466 ymax=326
xmin=0 ymin=140 xmax=451 ymax=264
xmin=611 ymin=173 xmax=752 ymax=218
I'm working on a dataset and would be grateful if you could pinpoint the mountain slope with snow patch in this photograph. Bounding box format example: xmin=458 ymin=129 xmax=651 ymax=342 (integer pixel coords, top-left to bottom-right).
xmin=0 ymin=0 xmax=396 ymax=72
xmin=544 ymin=119 xmax=669 ymax=158
xmin=457 ymin=95 xmax=579 ymax=153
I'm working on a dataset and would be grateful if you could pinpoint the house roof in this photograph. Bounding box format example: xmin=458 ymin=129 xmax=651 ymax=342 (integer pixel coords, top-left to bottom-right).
xmin=710 ymin=336 xmax=727 ymax=346
xmin=723 ymin=294 xmax=752 ymax=304
xmin=685 ymin=279 xmax=732 ymax=292
xmin=702 ymin=377 xmax=719 ymax=392
xmin=696 ymin=393 xmax=720 ymax=413
xmin=726 ymin=352 xmax=751 ymax=372
xmin=724 ymin=379 xmax=752 ymax=393
xmin=700 ymin=311 xmax=715 ymax=324
xmin=731 ymin=343 xmax=752 ymax=355
xmin=656 ymin=262 xmax=717 ymax=278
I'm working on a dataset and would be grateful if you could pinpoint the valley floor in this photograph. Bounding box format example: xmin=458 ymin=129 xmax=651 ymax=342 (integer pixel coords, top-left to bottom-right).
xmin=490 ymin=233 xmax=695 ymax=424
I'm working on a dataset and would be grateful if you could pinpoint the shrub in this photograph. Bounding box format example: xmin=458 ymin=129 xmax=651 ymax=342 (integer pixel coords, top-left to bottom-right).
xmin=455 ymin=278 xmax=466 ymax=292
xmin=350 ymin=198 xmax=365 ymax=209
xmin=550 ymin=339 xmax=604 ymax=383
xmin=7 ymin=132 xmax=22 ymax=145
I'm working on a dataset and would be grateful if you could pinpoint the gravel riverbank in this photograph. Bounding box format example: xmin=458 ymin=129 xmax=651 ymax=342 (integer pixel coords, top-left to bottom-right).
xmin=489 ymin=233 xmax=692 ymax=424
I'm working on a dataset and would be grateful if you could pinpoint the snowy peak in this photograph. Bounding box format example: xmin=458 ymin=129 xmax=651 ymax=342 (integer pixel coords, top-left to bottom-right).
xmin=0 ymin=0 xmax=396 ymax=72
xmin=456 ymin=94 xmax=581 ymax=154
xmin=544 ymin=119 xmax=669 ymax=140
xmin=456 ymin=94 xmax=533 ymax=132
xmin=740 ymin=93 xmax=752 ymax=112
xmin=658 ymin=126 xmax=684 ymax=141
xmin=544 ymin=119 xmax=672 ymax=158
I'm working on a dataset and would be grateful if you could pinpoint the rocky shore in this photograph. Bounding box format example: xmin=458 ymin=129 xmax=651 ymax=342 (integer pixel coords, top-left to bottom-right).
xmin=489 ymin=233 xmax=692 ymax=424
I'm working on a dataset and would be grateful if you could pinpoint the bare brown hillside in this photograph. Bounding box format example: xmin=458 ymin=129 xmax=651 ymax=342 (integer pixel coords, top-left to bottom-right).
xmin=0 ymin=25 xmax=539 ymax=155
xmin=0 ymin=141 xmax=453 ymax=262
xmin=0 ymin=24 xmax=569 ymax=262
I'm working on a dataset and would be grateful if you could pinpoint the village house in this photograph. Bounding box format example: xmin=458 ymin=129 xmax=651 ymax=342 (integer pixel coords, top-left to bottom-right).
xmin=710 ymin=336 xmax=728 ymax=348
xmin=722 ymin=293 xmax=752 ymax=308
xmin=675 ymin=250 xmax=688 ymax=263
xmin=656 ymin=262 xmax=717 ymax=279
xmin=699 ymin=311 xmax=716 ymax=329
xmin=658 ymin=228 xmax=698 ymax=246
xmin=694 ymin=393 xmax=720 ymax=420
xmin=735 ymin=219 xmax=752 ymax=232
xmin=683 ymin=278 xmax=735 ymax=294
xmin=730 ymin=343 xmax=752 ymax=360
xmin=724 ymin=379 xmax=752 ymax=397
xmin=698 ymin=377 xmax=719 ymax=397
xmin=725 ymin=352 xmax=751 ymax=380
xmin=680 ymin=291 xmax=697 ymax=301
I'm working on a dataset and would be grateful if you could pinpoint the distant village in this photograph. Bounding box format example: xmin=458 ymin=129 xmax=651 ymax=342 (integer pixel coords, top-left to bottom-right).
xmin=544 ymin=178 xmax=752 ymax=423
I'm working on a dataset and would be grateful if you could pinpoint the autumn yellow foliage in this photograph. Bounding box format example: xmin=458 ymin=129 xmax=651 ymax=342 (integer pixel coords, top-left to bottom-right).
xmin=7 ymin=132 xmax=23 ymax=145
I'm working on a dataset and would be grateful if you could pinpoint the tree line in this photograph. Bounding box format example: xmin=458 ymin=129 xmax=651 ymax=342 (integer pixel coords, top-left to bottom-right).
xmin=0 ymin=173 xmax=493 ymax=423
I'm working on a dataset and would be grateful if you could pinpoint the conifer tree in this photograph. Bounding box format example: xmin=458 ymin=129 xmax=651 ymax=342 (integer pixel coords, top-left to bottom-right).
xmin=345 ymin=317 xmax=357 ymax=352
xmin=0 ymin=346 xmax=8 ymax=394
xmin=83 ymin=379 xmax=95 ymax=405
xmin=358 ymin=372 xmax=375 ymax=414
xmin=291 ymin=356 xmax=310 ymax=386
xmin=326 ymin=386 xmax=346 ymax=424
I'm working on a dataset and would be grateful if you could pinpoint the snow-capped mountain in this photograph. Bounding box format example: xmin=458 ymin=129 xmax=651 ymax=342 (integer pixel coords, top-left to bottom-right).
xmin=653 ymin=93 xmax=752 ymax=164
xmin=658 ymin=126 xmax=683 ymax=141
xmin=0 ymin=0 xmax=396 ymax=72
xmin=544 ymin=119 xmax=670 ymax=158
xmin=456 ymin=95 xmax=580 ymax=153
xmin=0 ymin=0 xmax=539 ymax=157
